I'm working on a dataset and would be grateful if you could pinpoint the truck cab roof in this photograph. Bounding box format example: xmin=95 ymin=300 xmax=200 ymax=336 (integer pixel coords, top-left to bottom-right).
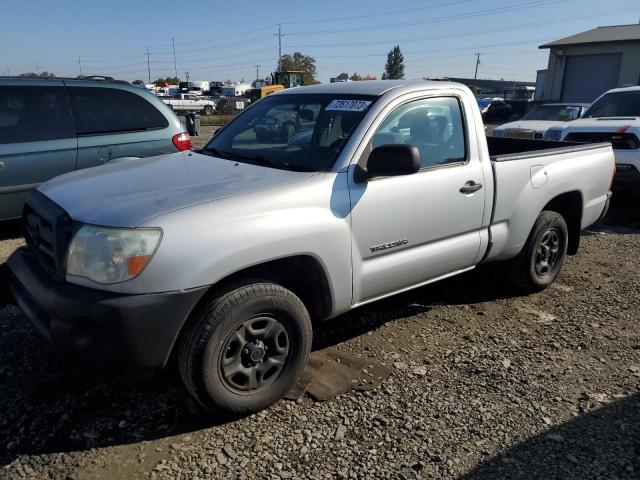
xmin=276 ymin=80 xmax=467 ymax=97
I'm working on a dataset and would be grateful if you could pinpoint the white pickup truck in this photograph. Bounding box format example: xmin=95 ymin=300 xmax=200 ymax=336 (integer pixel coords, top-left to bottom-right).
xmin=544 ymin=86 xmax=640 ymax=188
xmin=7 ymin=80 xmax=614 ymax=415
xmin=162 ymin=93 xmax=216 ymax=115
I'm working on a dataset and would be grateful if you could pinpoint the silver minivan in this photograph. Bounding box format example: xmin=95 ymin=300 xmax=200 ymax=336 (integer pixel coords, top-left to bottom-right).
xmin=0 ymin=77 xmax=189 ymax=220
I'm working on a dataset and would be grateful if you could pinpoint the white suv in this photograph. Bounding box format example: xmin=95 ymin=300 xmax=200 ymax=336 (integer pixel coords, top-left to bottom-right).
xmin=544 ymin=86 xmax=640 ymax=188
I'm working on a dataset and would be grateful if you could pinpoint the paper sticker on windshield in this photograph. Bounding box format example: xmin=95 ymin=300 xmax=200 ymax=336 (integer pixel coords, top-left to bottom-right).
xmin=325 ymin=100 xmax=372 ymax=112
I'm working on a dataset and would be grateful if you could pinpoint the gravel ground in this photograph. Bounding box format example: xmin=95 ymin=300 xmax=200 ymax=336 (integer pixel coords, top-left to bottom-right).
xmin=0 ymin=185 xmax=638 ymax=479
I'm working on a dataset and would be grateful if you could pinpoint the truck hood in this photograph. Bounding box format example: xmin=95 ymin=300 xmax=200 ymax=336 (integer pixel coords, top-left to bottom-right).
xmin=559 ymin=117 xmax=640 ymax=133
xmin=494 ymin=120 xmax=561 ymax=133
xmin=39 ymin=151 xmax=315 ymax=227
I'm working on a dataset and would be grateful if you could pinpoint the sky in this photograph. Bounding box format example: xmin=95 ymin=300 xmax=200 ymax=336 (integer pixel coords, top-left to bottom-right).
xmin=1 ymin=0 xmax=639 ymax=84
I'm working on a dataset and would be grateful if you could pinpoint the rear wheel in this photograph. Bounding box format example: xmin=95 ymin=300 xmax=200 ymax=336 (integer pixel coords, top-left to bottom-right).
xmin=203 ymin=105 xmax=214 ymax=116
xmin=178 ymin=280 xmax=312 ymax=415
xmin=505 ymin=211 xmax=568 ymax=292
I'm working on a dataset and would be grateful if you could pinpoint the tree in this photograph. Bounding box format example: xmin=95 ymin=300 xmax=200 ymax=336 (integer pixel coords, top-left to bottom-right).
xmin=19 ymin=71 xmax=55 ymax=78
xmin=278 ymin=52 xmax=318 ymax=85
xmin=348 ymin=73 xmax=378 ymax=81
xmin=153 ymin=76 xmax=180 ymax=85
xmin=382 ymin=46 xmax=405 ymax=80
xmin=336 ymin=72 xmax=349 ymax=81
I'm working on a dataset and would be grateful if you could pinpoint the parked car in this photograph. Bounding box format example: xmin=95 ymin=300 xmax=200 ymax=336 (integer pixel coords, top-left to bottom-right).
xmin=215 ymin=97 xmax=250 ymax=115
xmin=0 ymin=77 xmax=190 ymax=221
xmin=209 ymin=81 xmax=224 ymax=96
xmin=478 ymin=97 xmax=512 ymax=122
xmin=544 ymin=86 xmax=640 ymax=188
xmin=252 ymin=103 xmax=318 ymax=143
xmin=179 ymin=81 xmax=210 ymax=95
xmin=162 ymin=93 xmax=216 ymax=115
xmin=492 ymin=103 xmax=588 ymax=139
xmin=7 ymin=80 xmax=614 ymax=416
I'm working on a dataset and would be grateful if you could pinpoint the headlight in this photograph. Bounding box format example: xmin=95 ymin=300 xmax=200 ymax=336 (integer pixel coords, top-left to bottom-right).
xmin=543 ymin=129 xmax=563 ymax=141
xmin=492 ymin=129 xmax=505 ymax=137
xmin=66 ymin=225 xmax=162 ymax=284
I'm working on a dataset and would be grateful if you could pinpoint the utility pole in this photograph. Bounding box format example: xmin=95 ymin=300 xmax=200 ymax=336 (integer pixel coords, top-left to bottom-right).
xmin=473 ymin=53 xmax=481 ymax=93
xmin=172 ymin=38 xmax=178 ymax=79
xmin=185 ymin=71 xmax=190 ymax=82
xmin=255 ymin=64 xmax=261 ymax=81
xmin=275 ymin=24 xmax=284 ymax=71
xmin=5 ymin=65 xmax=10 ymax=76
xmin=78 ymin=56 xmax=83 ymax=77
xmin=145 ymin=46 xmax=151 ymax=84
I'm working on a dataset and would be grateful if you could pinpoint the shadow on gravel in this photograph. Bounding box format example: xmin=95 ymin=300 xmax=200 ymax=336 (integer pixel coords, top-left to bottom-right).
xmin=0 ymin=308 xmax=221 ymax=466
xmin=461 ymin=393 xmax=640 ymax=479
xmin=313 ymin=265 xmax=524 ymax=351
xmin=0 ymin=219 xmax=23 ymax=241
xmin=597 ymin=189 xmax=640 ymax=234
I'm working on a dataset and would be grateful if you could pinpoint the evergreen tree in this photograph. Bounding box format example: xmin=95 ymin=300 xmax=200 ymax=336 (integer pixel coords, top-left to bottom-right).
xmin=382 ymin=46 xmax=405 ymax=80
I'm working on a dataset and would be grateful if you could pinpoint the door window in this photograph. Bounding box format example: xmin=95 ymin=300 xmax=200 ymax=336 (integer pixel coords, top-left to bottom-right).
xmin=0 ymin=86 xmax=74 ymax=144
xmin=67 ymin=87 xmax=168 ymax=135
xmin=371 ymin=97 xmax=466 ymax=168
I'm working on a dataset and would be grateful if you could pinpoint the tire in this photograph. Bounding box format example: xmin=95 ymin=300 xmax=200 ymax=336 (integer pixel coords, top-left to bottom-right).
xmin=203 ymin=105 xmax=214 ymax=116
xmin=178 ymin=280 xmax=312 ymax=416
xmin=505 ymin=211 xmax=568 ymax=293
xmin=281 ymin=123 xmax=296 ymax=143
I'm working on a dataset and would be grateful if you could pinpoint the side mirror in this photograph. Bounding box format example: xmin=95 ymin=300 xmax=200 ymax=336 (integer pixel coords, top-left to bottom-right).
xmin=356 ymin=144 xmax=420 ymax=182
xmin=299 ymin=108 xmax=314 ymax=121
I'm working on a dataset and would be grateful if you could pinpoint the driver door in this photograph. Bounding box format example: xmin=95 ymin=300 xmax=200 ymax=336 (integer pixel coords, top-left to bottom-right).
xmin=349 ymin=95 xmax=487 ymax=304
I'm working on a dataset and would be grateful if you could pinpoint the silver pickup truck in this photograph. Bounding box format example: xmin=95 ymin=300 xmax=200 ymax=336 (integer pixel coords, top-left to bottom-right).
xmin=162 ymin=93 xmax=216 ymax=115
xmin=7 ymin=80 xmax=614 ymax=415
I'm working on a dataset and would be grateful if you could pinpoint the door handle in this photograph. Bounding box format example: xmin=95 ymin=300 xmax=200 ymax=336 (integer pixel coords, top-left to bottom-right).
xmin=459 ymin=181 xmax=482 ymax=194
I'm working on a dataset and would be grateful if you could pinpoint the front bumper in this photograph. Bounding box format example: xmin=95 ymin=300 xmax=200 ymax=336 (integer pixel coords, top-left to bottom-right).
xmin=612 ymin=150 xmax=640 ymax=188
xmin=7 ymin=246 xmax=208 ymax=371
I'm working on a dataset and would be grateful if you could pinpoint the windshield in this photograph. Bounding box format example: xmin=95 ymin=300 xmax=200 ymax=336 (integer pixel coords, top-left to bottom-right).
xmin=477 ymin=98 xmax=491 ymax=109
xmin=203 ymin=93 xmax=376 ymax=171
xmin=584 ymin=91 xmax=640 ymax=118
xmin=522 ymin=105 xmax=582 ymax=121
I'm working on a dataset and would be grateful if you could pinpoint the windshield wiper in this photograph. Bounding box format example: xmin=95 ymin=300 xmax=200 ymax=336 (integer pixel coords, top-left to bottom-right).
xmin=202 ymin=147 xmax=231 ymax=159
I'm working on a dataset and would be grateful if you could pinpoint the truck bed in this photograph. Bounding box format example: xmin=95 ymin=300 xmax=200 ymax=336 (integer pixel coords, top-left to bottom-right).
xmin=484 ymin=136 xmax=613 ymax=263
xmin=486 ymin=136 xmax=602 ymax=161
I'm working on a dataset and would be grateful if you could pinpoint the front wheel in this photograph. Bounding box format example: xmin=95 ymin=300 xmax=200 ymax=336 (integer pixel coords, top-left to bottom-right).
xmin=203 ymin=105 xmax=214 ymax=116
xmin=505 ymin=211 xmax=568 ymax=293
xmin=178 ymin=280 xmax=312 ymax=415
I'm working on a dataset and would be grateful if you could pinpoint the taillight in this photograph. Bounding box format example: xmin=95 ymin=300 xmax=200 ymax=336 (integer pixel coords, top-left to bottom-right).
xmin=172 ymin=132 xmax=192 ymax=151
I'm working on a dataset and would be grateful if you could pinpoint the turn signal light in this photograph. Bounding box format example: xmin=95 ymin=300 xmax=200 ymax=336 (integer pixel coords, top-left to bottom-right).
xmin=172 ymin=132 xmax=192 ymax=151
xmin=127 ymin=255 xmax=152 ymax=276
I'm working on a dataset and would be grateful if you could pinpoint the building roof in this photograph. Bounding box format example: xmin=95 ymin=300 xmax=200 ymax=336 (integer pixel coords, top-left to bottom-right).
xmin=540 ymin=24 xmax=640 ymax=48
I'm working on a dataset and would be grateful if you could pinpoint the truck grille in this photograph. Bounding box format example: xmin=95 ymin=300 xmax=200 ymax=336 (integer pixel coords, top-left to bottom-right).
xmin=564 ymin=132 xmax=640 ymax=150
xmin=23 ymin=191 xmax=77 ymax=279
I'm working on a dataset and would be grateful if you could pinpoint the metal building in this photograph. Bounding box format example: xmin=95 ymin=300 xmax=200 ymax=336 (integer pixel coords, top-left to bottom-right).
xmin=539 ymin=24 xmax=640 ymax=103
